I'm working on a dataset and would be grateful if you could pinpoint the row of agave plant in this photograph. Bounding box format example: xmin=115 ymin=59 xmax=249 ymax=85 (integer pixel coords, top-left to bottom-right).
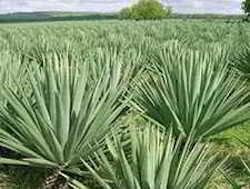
xmin=0 ymin=41 xmax=249 ymax=188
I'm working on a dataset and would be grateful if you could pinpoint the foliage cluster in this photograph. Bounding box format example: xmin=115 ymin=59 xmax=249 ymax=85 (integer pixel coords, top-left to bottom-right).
xmin=119 ymin=0 xmax=171 ymax=20
xmin=242 ymin=0 xmax=250 ymax=17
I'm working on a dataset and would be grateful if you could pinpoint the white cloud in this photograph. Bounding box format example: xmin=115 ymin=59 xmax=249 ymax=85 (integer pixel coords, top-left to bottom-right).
xmin=166 ymin=0 xmax=243 ymax=14
xmin=0 ymin=0 xmax=244 ymax=14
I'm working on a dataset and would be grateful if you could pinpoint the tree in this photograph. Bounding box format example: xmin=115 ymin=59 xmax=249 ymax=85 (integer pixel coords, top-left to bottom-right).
xmin=119 ymin=7 xmax=133 ymax=20
xmin=119 ymin=0 xmax=172 ymax=20
xmin=242 ymin=0 xmax=250 ymax=21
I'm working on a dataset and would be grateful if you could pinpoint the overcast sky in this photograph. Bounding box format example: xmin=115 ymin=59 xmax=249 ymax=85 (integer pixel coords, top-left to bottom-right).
xmin=0 ymin=0 xmax=244 ymax=14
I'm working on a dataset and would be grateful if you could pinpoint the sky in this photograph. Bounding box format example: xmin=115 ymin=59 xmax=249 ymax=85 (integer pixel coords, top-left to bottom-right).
xmin=0 ymin=0 xmax=244 ymax=14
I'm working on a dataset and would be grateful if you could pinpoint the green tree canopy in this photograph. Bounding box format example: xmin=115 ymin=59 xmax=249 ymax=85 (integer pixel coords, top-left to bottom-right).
xmin=242 ymin=0 xmax=250 ymax=19
xmin=119 ymin=0 xmax=172 ymax=20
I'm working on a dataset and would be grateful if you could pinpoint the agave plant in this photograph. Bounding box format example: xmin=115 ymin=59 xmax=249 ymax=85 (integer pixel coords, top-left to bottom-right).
xmin=132 ymin=43 xmax=250 ymax=140
xmin=220 ymin=136 xmax=250 ymax=189
xmin=0 ymin=52 xmax=29 ymax=158
xmin=236 ymin=137 xmax=250 ymax=177
xmin=230 ymin=43 xmax=250 ymax=81
xmin=79 ymin=126 xmax=225 ymax=189
xmin=0 ymin=52 xmax=133 ymax=188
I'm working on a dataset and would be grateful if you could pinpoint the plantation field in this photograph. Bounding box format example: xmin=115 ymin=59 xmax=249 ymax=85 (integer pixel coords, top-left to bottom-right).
xmin=0 ymin=20 xmax=250 ymax=188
